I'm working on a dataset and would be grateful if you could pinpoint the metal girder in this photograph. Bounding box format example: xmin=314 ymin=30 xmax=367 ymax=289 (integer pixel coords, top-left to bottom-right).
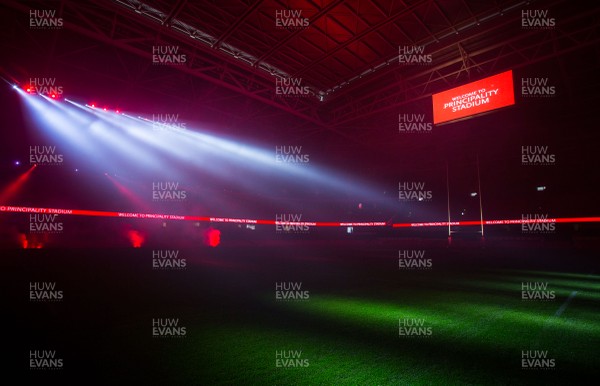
xmin=4 ymin=0 xmax=598 ymax=138
xmin=213 ymin=0 xmax=262 ymax=48
xmin=326 ymin=4 xmax=600 ymax=127
xmin=162 ymin=0 xmax=187 ymax=27
xmin=319 ymin=0 xmax=530 ymax=96
xmin=292 ymin=0 xmax=433 ymax=79
xmin=253 ymin=0 xmax=345 ymax=65
xmin=2 ymin=0 xmax=331 ymax=127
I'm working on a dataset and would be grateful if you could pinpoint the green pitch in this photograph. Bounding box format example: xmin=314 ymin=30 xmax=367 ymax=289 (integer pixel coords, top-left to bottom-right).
xmin=156 ymin=267 xmax=599 ymax=385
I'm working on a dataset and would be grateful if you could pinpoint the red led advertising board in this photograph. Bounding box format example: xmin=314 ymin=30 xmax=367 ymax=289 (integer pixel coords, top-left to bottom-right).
xmin=432 ymin=70 xmax=515 ymax=125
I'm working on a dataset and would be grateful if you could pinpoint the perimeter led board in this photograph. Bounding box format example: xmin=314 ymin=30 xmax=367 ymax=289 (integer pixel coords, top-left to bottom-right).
xmin=432 ymin=70 xmax=515 ymax=125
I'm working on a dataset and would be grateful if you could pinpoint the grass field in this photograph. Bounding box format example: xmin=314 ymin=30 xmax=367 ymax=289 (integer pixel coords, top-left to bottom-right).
xmin=9 ymin=237 xmax=599 ymax=385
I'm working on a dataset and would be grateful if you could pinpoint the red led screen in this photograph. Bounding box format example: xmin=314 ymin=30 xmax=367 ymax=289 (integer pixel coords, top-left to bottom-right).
xmin=432 ymin=70 xmax=515 ymax=124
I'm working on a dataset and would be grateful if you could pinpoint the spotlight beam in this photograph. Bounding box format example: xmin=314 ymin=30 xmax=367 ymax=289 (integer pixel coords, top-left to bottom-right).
xmin=25 ymin=95 xmax=399 ymax=213
xmin=105 ymin=173 xmax=150 ymax=211
xmin=0 ymin=165 xmax=37 ymax=203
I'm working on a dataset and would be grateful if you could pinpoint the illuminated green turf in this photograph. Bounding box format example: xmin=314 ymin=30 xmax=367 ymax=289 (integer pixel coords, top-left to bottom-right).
xmin=157 ymin=270 xmax=599 ymax=385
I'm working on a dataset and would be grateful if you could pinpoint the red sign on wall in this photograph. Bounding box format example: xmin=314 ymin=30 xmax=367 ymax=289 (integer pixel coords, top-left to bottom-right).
xmin=432 ymin=70 xmax=515 ymax=125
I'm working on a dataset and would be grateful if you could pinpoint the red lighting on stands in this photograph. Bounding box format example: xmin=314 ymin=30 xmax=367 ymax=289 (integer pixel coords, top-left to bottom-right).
xmin=127 ymin=229 xmax=145 ymax=248
xmin=18 ymin=233 xmax=28 ymax=249
xmin=17 ymin=233 xmax=44 ymax=249
xmin=205 ymin=228 xmax=221 ymax=247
